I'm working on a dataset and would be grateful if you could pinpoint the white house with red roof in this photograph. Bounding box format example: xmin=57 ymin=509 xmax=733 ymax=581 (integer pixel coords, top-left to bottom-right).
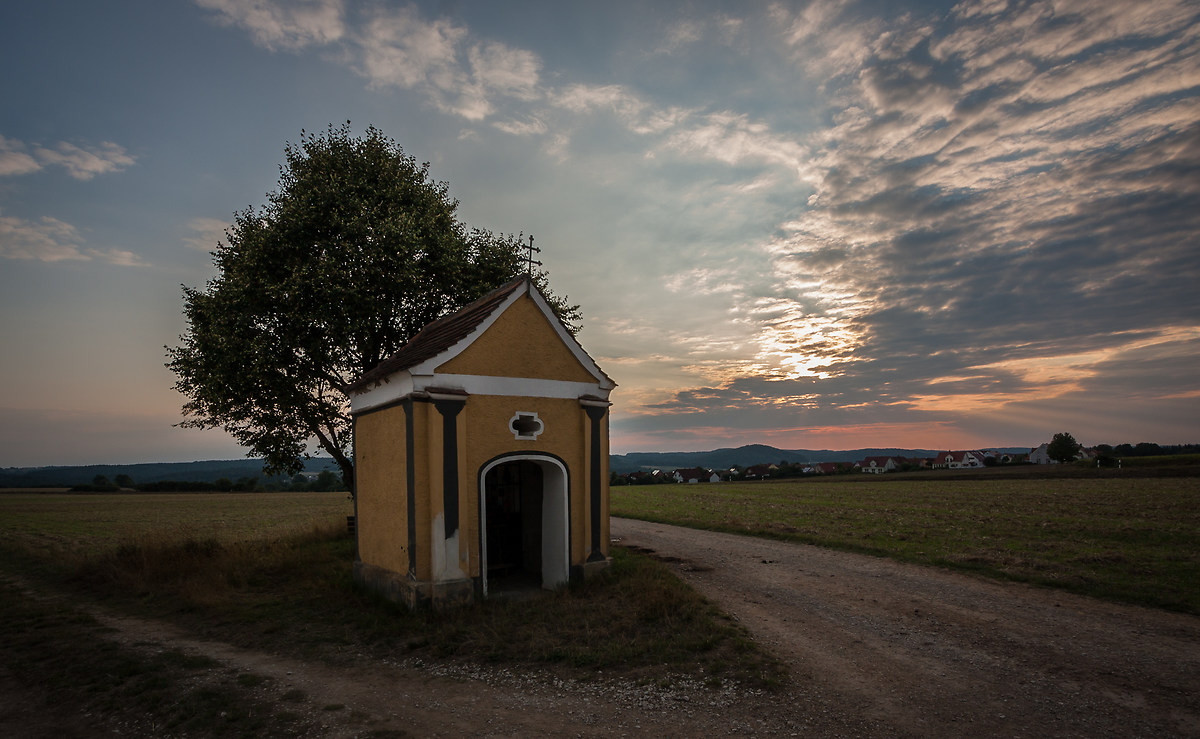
xmin=859 ymin=456 xmax=904 ymax=474
xmin=933 ymin=450 xmax=987 ymax=469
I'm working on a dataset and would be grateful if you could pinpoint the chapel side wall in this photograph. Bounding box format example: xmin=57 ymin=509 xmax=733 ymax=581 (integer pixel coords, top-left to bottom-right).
xmin=354 ymin=405 xmax=408 ymax=575
xmin=576 ymin=401 xmax=612 ymax=563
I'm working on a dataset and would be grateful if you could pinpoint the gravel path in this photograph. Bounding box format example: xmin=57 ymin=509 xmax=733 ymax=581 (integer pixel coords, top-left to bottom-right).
xmin=612 ymin=517 xmax=1200 ymax=737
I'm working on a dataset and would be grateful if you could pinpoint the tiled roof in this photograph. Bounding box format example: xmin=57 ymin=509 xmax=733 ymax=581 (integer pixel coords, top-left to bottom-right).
xmin=862 ymin=456 xmax=897 ymax=466
xmin=348 ymin=277 xmax=527 ymax=392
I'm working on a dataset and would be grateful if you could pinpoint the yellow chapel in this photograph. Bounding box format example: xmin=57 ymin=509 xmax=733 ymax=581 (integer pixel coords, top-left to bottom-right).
xmin=348 ymin=276 xmax=615 ymax=608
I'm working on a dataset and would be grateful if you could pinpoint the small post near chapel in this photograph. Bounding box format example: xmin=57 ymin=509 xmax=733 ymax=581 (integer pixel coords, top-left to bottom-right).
xmin=347 ymin=269 xmax=615 ymax=609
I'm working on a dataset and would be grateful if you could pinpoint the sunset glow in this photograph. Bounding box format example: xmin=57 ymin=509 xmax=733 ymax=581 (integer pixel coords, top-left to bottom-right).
xmin=2 ymin=0 xmax=1198 ymax=465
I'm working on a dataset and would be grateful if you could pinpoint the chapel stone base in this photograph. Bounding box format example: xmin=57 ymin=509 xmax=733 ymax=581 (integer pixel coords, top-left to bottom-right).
xmin=354 ymin=561 xmax=475 ymax=611
xmin=573 ymin=557 xmax=613 ymax=582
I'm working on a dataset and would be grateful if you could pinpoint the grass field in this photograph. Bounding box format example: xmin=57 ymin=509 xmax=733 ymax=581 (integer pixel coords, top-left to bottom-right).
xmin=4 ymin=478 xmax=1196 ymax=733
xmin=0 ymin=490 xmax=783 ymax=701
xmin=0 ymin=490 xmax=353 ymax=555
xmin=612 ymin=476 xmax=1200 ymax=613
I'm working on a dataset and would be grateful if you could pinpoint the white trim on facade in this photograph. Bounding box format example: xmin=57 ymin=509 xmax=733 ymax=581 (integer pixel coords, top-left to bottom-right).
xmin=525 ymin=285 xmax=614 ymax=392
xmin=509 ymin=411 xmax=545 ymax=440
xmin=351 ymin=372 xmax=610 ymax=414
xmin=350 ymin=281 xmax=615 ymax=415
xmin=398 ymin=282 xmax=613 ymax=392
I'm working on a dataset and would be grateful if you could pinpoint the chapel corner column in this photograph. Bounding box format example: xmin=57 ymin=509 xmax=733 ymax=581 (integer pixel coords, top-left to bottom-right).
xmin=430 ymin=390 xmax=469 ymax=582
xmin=580 ymin=396 xmax=612 ymax=563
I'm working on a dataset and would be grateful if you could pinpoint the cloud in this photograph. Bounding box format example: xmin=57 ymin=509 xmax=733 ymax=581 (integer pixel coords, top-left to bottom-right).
xmin=182 ymin=217 xmax=231 ymax=251
xmin=88 ymin=248 xmax=152 ymax=267
xmin=32 ymin=141 xmax=137 ymax=180
xmin=199 ymin=1 xmax=543 ymax=122
xmin=0 ymin=135 xmax=41 ymax=176
xmin=651 ymin=15 xmax=743 ymax=56
xmin=0 ymin=136 xmax=135 ymax=180
xmin=773 ymin=0 xmax=882 ymax=79
xmin=620 ymin=0 xmax=1200 ymax=447
xmin=355 ymin=4 xmax=466 ymax=89
xmin=0 ymin=212 xmax=87 ymax=261
xmin=468 ymin=42 xmax=541 ymax=101
xmin=195 ymin=0 xmax=345 ymax=50
xmin=192 ymin=0 xmax=1200 ymax=447
xmin=662 ymin=111 xmax=813 ymax=178
xmin=0 ymin=211 xmax=149 ymax=265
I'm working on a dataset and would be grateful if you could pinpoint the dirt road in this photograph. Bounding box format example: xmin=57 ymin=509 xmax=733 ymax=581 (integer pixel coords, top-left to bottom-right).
xmin=7 ymin=519 xmax=1199 ymax=737
xmin=612 ymin=517 xmax=1200 ymax=737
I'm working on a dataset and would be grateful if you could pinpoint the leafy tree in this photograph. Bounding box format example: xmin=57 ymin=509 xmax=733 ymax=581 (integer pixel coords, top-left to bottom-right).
xmin=232 ymin=477 xmax=258 ymax=492
xmin=114 ymin=474 xmax=134 ymax=488
xmin=311 ymin=469 xmax=342 ymax=492
xmin=92 ymin=475 xmax=110 ymax=487
xmin=1047 ymin=432 xmax=1082 ymax=464
xmin=168 ymin=124 xmax=579 ymax=495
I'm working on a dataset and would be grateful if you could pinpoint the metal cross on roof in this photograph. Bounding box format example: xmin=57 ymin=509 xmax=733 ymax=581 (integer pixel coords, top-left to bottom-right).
xmin=523 ymin=233 xmax=542 ymax=276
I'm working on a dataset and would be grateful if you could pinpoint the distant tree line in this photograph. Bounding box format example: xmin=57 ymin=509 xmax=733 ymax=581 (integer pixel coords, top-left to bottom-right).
xmin=611 ymin=438 xmax=1199 ymax=483
xmin=69 ymin=470 xmax=347 ymax=493
xmin=1089 ymin=442 xmax=1199 ymax=467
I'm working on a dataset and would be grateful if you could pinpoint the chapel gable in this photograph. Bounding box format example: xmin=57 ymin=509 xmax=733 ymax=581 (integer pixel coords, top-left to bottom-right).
xmin=435 ymin=293 xmax=597 ymax=383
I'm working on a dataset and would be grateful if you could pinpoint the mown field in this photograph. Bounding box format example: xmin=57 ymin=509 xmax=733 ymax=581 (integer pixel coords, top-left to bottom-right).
xmin=612 ymin=476 xmax=1200 ymax=613
xmin=0 ymin=490 xmax=783 ymax=705
xmin=0 ymin=490 xmax=353 ymax=557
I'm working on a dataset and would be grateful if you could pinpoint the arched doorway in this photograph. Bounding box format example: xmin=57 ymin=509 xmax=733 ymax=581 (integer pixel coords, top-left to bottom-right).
xmin=479 ymin=455 xmax=569 ymax=597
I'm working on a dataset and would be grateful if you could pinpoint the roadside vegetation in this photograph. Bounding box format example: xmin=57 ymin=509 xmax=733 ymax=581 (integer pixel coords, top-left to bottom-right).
xmin=1 ymin=576 xmax=311 ymax=736
xmin=0 ymin=490 xmax=783 ymax=735
xmin=6 ymin=471 xmax=1197 ymax=734
xmin=613 ymin=475 xmax=1200 ymax=614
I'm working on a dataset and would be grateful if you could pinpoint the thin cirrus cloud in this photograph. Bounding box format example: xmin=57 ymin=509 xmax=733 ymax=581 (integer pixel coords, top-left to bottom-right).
xmin=0 ymin=135 xmax=136 ymax=181
xmin=182 ymin=217 xmax=232 ymax=252
xmin=0 ymin=135 xmax=141 ymax=264
xmin=0 ymin=211 xmax=149 ymax=266
xmin=0 ymin=213 xmax=86 ymax=262
xmin=197 ymin=0 xmax=543 ymax=122
xmin=194 ymin=0 xmax=346 ymax=50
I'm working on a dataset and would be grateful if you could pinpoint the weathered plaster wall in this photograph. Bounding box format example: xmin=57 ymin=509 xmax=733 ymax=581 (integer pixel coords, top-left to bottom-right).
xmin=354 ymin=405 xmax=409 ymax=575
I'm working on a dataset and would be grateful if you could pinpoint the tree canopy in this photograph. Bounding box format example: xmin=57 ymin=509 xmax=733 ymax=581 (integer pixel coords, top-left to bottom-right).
xmin=1047 ymin=432 xmax=1082 ymax=464
xmin=167 ymin=123 xmax=579 ymax=494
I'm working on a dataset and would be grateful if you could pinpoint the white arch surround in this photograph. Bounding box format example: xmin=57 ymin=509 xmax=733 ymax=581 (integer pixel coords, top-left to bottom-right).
xmin=478 ymin=454 xmax=570 ymax=598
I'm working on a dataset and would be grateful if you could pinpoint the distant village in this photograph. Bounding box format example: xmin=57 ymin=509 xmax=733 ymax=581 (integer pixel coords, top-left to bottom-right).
xmin=614 ymin=443 xmax=1107 ymax=485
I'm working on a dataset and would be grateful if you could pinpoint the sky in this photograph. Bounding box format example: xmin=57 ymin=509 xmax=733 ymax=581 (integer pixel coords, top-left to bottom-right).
xmin=2 ymin=0 xmax=1198 ymax=466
